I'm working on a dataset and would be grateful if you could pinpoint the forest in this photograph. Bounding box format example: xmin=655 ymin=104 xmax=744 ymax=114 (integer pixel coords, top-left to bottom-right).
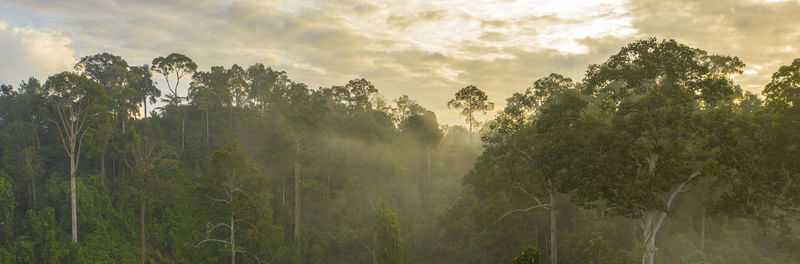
xmin=0 ymin=38 xmax=799 ymax=264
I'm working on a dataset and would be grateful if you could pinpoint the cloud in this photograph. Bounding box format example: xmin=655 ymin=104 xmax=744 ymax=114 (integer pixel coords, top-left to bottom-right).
xmin=626 ymin=0 xmax=800 ymax=92
xmin=0 ymin=21 xmax=76 ymax=85
xmin=1 ymin=0 xmax=798 ymax=124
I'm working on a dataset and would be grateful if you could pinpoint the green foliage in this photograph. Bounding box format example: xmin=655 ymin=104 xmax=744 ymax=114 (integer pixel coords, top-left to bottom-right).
xmin=0 ymin=175 xmax=16 ymax=246
xmin=1 ymin=47 xmax=798 ymax=264
xmin=512 ymin=246 xmax=542 ymax=264
xmin=447 ymin=85 xmax=494 ymax=134
xmin=375 ymin=202 xmax=402 ymax=264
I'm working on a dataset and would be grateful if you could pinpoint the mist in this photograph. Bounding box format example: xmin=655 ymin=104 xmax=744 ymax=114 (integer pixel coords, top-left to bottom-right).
xmin=1 ymin=3 xmax=800 ymax=264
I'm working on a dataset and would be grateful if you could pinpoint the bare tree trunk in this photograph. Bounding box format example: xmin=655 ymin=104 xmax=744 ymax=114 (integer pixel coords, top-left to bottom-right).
xmin=143 ymin=98 xmax=148 ymax=119
xmin=294 ymin=135 xmax=302 ymax=260
xmin=549 ymin=182 xmax=557 ymax=264
xmin=71 ymin=162 xmax=77 ymax=243
xmin=230 ymin=215 xmax=236 ymax=264
xmin=141 ymin=189 xmax=146 ymax=264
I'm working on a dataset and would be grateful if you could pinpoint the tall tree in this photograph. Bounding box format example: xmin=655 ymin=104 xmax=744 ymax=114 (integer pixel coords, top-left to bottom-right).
xmin=392 ymin=94 xmax=425 ymax=126
xmin=75 ymin=53 xmax=139 ymax=133
xmin=196 ymin=142 xmax=276 ymax=264
xmin=151 ymin=53 xmax=197 ymax=151
xmin=484 ymin=73 xmax=577 ymax=264
xmin=128 ymin=133 xmax=171 ymax=264
xmin=573 ymin=38 xmax=743 ymax=264
xmin=43 ymin=72 xmax=106 ymax=243
xmin=129 ymin=65 xmax=160 ymax=119
xmin=151 ymin=53 xmax=197 ymax=105
xmin=400 ymin=110 xmax=442 ymax=204
xmin=447 ymin=85 xmax=494 ymax=138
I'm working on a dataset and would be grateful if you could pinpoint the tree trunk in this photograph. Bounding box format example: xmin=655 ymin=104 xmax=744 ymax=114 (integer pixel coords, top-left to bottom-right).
xmin=231 ymin=215 xmax=236 ymax=264
xmin=294 ymin=135 xmax=302 ymax=260
xmin=70 ymin=161 xmax=78 ymax=243
xmin=143 ymin=98 xmax=148 ymax=119
xmin=31 ymin=172 xmax=36 ymax=210
xmin=641 ymin=211 xmax=658 ymax=264
xmin=100 ymin=151 xmax=105 ymax=185
xmin=181 ymin=118 xmax=185 ymax=151
xmin=700 ymin=210 xmax=706 ymax=252
xmin=548 ymin=182 xmax=557 ymax=264
xmin=427 ymin=146 xmax=431 ymax=181
xmin=141 ymin=189 xmax=146 ymax=264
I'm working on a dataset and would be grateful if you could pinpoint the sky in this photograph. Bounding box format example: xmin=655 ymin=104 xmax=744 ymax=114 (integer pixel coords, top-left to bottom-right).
xmin=1 ymin=0 xmax=799 ymax=125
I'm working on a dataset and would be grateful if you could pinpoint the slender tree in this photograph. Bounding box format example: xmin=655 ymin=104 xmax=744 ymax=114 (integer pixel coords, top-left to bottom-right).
xmin=128 ymin=133 xmax=170 ymax=264
xmin=447 ymin=85 xmax=494 ymax=138
xmin=43 ymin=72 xmax=106 ymax=243
xmin=196 ymin=142 xmax=272 ymax=264
xmin=151 ymin=53 xmax=197 ymax=151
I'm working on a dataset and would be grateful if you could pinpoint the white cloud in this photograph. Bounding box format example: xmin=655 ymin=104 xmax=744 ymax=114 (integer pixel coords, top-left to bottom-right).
xmin=0 ymin=20 xmax=76 ymax=85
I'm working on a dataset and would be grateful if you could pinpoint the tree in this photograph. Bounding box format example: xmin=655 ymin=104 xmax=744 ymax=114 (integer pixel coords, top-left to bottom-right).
xmin=392 ymin=94 xmax=425 ymax=126
xmin=513 ymin=246 xmax=543 ymax=264
xmin=128 ymin=133 xmax=171 ymax=264
xmin=477 ymin=74 xmax=576 ymax=264
xmin=196 ymin=142 xmax=276 ymax=264
xmin=400 ymin=110 xmax=442 ymax=204
xmin=281 ymin=82 xmax=325 ymax=260
xmin=375 ymin=202 xmax=402 ymax=264
xmin=572 ymin=38 xmax=743 ymax=264
xmin=43 ymin=72 xmax=106 ymax=243
xmin=151 ymin=53 xmax=197 ymax=151
xmin=0 ymin=175 xmax=15 ymax=247
xmin=712 ymin=57 xmax=800 ymax=244
xmin=129 ymin=65 xmax=160 ymax=119
xmin=447 ymin=85 xmax=494 ymax=138
xmin=151 ymin=53 xmax=197 ymax=105
xmin=75 ymin=53 xmax=139 ymax=133
xmin=245 ymin=63 xmax=289 ymax=112
xmin=763 ymin=58 xmax=800 ymax=110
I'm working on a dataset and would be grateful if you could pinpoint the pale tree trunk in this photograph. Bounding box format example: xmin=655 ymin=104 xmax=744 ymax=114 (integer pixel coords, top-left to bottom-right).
xmin=638 ymin=169 xmax=699 ymax=264
xmin=141 ymin=189 xmax=146 ymax=264
xmin=640 ymin=211 xmax=658 ymax=264
xmin=70 ymin=159 xmax=78 ymax=243
xmin=54 ymin=104 xmax=89 ymax=244
xmin=143 ymin=98 xmax=148 ymax=119
xmin=294 ymin=134 xmax=302 ymax=259
xmin=548 ymin=181 xmax=557 ymax=264
xmin=230 ymin=215 xmax=236 ymax=264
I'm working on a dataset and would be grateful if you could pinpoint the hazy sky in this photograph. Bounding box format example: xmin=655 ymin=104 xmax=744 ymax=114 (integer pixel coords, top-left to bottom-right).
xmin=1 ymin=0 xmax=799 ymax=124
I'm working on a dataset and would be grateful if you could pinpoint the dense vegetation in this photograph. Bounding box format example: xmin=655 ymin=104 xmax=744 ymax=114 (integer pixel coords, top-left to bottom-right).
xmin=0 ymin=38 xmax=798 ymax=263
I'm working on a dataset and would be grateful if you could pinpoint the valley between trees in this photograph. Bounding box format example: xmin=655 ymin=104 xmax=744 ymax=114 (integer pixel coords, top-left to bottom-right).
xmin=1 ymin=38 xmax=799 ymax=263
